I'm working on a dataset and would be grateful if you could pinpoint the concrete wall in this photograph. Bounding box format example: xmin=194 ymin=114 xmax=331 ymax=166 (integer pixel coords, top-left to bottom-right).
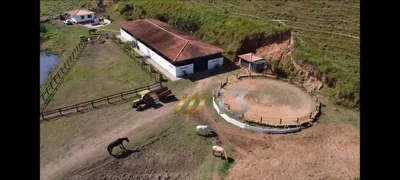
xmin=120 ymin=29 xmax=177 ymax=77
xmin=71 ymin=13 xmax=95 ymax=23
xmin=207 ymin=57 xmax=224 ymax=69
xmin=175 ymin=64 xmax=194 ymax=77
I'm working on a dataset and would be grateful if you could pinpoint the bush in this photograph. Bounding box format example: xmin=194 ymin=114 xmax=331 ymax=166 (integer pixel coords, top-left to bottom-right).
xmin=40 ymin=23 xmax=47 ymax=34
xmin=152 ymin=13 xmax=169 ymax=22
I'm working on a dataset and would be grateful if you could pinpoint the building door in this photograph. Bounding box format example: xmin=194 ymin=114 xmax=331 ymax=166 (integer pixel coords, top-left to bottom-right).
xmin=193 ymin=59 xmax=208 ymax=72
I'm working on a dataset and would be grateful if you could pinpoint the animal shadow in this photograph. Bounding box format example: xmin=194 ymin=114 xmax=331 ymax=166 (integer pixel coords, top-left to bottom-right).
xmin=221 ymin=156 xmax=235 ymax=163
xmin=197 ymin=131 xmax=219 ymax=138
xmin=112 ymin=148 xmax=140 ymax=159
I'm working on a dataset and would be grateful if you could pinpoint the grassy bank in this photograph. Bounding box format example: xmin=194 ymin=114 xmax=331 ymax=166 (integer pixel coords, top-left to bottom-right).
xmin=114 ymin=0 xmax=359 ymax=108
xmin=113 ymin=0 xmax=289 ymax=59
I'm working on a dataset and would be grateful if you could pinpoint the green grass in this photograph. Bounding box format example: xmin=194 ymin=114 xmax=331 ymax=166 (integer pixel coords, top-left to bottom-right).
xmin=112 ymin=0 xmax=359 ymax=109
xmin=44 ymin=39 xmax=155 ymax=109
xmin=113 ymin=0 xmax=290 ymax=59
xmin=40 ymin=21 xmax=89 ymax=93
xmin=40 ymin=0 xmax=96 ymax=16
xmin=218 ymin=161 xmax=233 ymax=178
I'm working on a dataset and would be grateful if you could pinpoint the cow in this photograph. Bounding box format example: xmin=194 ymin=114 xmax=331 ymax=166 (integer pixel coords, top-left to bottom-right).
xmin=196 ymin=125 xmax=212 ymax=136
xmin=212 ymin=145 xmax=228 ymax=160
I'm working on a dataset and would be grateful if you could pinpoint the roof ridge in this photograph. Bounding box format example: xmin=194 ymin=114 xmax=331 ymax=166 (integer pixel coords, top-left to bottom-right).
xmin=189 ymin=41 xmax=224 ymax=51
xmin=144 ymin=19 xmax=188 ymax=42
xmin=174 ymin=40 xmax=190 ymax=61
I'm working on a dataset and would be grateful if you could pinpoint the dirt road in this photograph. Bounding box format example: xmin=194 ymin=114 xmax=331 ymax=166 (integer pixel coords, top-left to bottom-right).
xmin=40 ymin=100 xmax=179 ymax=180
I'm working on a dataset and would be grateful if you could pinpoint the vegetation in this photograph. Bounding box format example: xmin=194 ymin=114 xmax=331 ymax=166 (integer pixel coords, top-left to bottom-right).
xmin=113 ymin=0 xmax=290 ymax=59
xmin=40 ymin=0 xmax=89 ymax=16
xmin=114 ymin=0 xmax=359 ymax=108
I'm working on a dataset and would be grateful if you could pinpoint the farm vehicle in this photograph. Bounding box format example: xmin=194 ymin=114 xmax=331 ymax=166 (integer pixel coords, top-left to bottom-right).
xmin=132 ymin=87 xmax=172 ymax=111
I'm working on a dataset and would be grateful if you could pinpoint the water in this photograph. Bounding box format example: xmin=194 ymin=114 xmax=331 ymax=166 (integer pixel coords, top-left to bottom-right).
xmin=40 ymin=51 xmax=60 ymax=86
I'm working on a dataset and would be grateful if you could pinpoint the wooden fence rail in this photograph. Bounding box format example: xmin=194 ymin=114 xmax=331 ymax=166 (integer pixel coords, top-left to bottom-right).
xmin=40 ymin=39 xmax=88 ymax=112
xmin=40 ymin=82 xmax=163 ymax=122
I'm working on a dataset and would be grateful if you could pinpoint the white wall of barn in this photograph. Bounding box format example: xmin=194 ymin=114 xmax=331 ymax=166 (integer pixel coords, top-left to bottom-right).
xmin=175 ymin=64 xmax=194 ymax=77
xmin=207 ymin=57 xmax=224 ymax=69
xmin=120 ymin=29 xmax=178 ymax=77
xmin=71 ymin=13 xmax=95 ymax=23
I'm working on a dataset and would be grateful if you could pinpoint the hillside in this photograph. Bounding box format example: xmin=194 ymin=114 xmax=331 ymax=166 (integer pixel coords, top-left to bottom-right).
xmin=113 ymin=0 xmax=360 ymax=108
xmin=40 ymin=0 xmax=360 ymax=108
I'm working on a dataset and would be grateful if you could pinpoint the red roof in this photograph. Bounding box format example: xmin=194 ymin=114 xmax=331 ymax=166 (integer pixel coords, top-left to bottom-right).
xmin=238 ymin=53 xmax=263 ymax=62
xmin=66 ymin=9 xmax=94 ymax=16
xmin=121 ymin=19 xmax=224 ymax=62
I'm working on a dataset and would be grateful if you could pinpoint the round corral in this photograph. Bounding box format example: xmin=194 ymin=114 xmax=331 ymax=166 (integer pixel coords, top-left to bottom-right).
xmin=222 ymin=78 xmax=316 ymax=124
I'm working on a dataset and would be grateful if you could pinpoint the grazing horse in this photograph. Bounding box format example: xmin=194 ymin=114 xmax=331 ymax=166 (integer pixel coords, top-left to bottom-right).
xmin=196 ymin=125 xmax=212 ymax=136
xmin=212 ymin=145 xmax=228 ymax=160
xmin=107 ymin=137 xmax=129 ymax=155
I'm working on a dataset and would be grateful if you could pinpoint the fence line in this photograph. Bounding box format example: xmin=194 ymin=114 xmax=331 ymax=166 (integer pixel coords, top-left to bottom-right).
xmin=111 ymin=37 xmax=164 ymax=82
xmin=40 ymin=39 xmax=88 ymax=112
xmin=40 ymin=82 xmax=163 ymax=122
xmin=216 ymin=76 xmax=322 ymax=128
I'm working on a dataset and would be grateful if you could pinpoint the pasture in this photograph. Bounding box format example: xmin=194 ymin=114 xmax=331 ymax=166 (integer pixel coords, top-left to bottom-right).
xmin=43 ymin=38 xmax=155 ymax=110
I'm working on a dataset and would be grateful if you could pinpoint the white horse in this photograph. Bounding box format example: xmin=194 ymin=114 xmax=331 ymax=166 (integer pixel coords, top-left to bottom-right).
xmin=212 ymin=145 xmax=228 ymax=160
xmin=196 ymin=125 xmax=212 ymax=136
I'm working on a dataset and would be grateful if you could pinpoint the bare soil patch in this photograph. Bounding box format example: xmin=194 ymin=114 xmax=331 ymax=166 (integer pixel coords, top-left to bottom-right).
xmin=198 ymin=102 xmax=359 ymax=180
xmin=45 ymin=39 xmax=154 ymax=110
xmin=40 ymin=100 xmax=179 ymax=180
xmin=222 ymin=78 xmax=316 ymax=124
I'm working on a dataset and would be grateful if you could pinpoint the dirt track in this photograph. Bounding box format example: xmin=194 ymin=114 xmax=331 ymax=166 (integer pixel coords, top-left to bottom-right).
xmin=223 ymin=78 xmax=316 ymax=124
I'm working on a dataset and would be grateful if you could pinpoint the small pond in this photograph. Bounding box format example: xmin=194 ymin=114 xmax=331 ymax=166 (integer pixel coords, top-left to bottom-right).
xmin=40 ymin=51 xmax=60 ymax=86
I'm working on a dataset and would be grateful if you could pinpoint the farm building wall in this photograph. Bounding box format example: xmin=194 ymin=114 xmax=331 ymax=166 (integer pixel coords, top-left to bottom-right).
xmin=175 ymin=64 xmax=194 ymax=77
xmin=120 ymin=28 xmax=178 ymax=77
xmin=207 ymin=57 xmax=224 ymax=69
xmin=71 ymin=13 xmax=95 ymax=23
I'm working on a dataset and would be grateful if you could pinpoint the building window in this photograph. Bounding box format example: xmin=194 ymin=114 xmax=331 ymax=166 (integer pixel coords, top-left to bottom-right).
xmin=87 ymin=14 xmax=92 ymax=18
xmin=81 ymin=15 xmax=85 ymax=19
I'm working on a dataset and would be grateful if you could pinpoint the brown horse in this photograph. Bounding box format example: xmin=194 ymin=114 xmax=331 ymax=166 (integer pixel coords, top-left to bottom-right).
xmin=107 ymin=137 xmax=129 ymax=155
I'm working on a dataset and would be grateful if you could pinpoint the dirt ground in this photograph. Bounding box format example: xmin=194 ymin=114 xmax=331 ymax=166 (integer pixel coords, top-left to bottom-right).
xmin=222 ymin=78 xmax=316 ymax=124
xmin=40 ymin=69 xmax=359 ymax=180
xmin=198 ymin=101 xmax=360 ymax=180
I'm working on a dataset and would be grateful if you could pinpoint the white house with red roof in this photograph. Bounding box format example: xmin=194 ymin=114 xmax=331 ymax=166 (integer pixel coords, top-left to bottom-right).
xmin=66 ymin=9 xmax=95 ymax=24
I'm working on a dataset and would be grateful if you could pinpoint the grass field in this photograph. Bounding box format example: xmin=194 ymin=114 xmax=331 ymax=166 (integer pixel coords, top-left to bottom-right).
xmin=44 ymin=39 xmax=155 ymax=110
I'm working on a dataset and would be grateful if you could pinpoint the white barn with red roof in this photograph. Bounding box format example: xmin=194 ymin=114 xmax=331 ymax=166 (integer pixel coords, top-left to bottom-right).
xmin=120 ymin=18 xmax=224 ymax=77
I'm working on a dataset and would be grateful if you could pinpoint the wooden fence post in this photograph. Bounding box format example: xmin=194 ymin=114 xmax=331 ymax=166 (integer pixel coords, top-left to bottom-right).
xmin=50 ymin=81 xmax=55 ymax=89
xmin=76 ymin=105 xmax=80 ymax=112
xmin=310 ymin=112 xmax=312 ymax=118
xmin=121 ymin=93 xmax=124 ymax=100
xmin=59 ymin=109 xmax=63 ymax=116
xmin=41 ymin=113 xmax=45 ymax=121
xmin=297 ymin=117 xmax=299 ymax=124
xmin=91 ymin=101 xmax=95 ymax=108
xmin=280 ymin=118 xmax=282 ymax=124
xmin=107 ymin=96 xmax=111 ymax=104
xmin=159 ymin=73 xmax=163 ymax=82
xmin=260 ymin=117 xmax=262 ymax=123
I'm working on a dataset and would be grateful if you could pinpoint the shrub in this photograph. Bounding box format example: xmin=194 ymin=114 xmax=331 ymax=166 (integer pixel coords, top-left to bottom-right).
xmin=152 ymin=13 xmax=169 ymax=22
